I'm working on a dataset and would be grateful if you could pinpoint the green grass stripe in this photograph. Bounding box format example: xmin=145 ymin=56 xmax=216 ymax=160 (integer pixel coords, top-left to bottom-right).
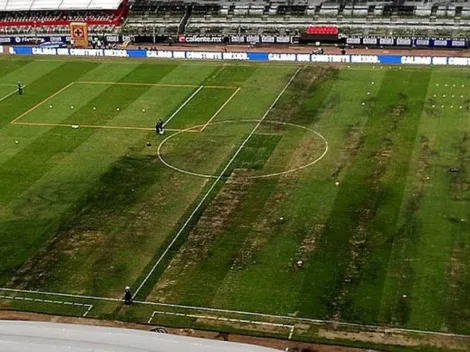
xmin=0 ymin=62 xmax=99 ymax=128
xmin=297 ymin=68 xmax=431 ymax=320
xmin=118 ymin=63 xmax=179 ymax=83
xmin=0 ymin=59 xmax=33 ymax=79
xmin=165 ymin=87 xmax=237 ymax=130
xmin=338 ymin=69 xmax=431 ymax=324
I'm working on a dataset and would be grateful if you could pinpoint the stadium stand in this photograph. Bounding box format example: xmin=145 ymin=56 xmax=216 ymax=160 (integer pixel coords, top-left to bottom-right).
xmin=120 ymin=0 xmax=470 ymax=39
xmin=1 ymin=0 xmax=470 ymax=41
xmin=0 ymin=0 xmax=126 ymax=34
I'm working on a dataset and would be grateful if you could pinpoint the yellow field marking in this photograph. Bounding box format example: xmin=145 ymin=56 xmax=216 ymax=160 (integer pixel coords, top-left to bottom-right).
xmin=13 ymin=121 xmax=200 ymax=133
xmin=10 ymin=82 xmax=75 ymax=124
xmin=200 ymin=87 xmax=241 ymax=132
xmin=75 ymin=81 xmax=238 ymax=89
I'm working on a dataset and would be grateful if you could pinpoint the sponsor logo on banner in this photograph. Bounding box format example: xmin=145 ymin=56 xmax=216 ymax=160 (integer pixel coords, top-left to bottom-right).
xmin=49 ymin=36 xmax=65 ymax=43
xmin=362 ymin=37 xmax=378 ymax=45
xmin=261 ymin=35 xmax=275 ymax=43
xmin=452 ymin=40 xmax=466 ymax=47
xmin=246 ymin=35 xmax=260 ymax=43
xmin=276 ymin=36 xmax=291 ymax=44
xmin=230 ymin=36 xmax=245 ymax=43
xmin=396 ymin=38 xmax=412 ymax=46
xmin=106 ymin=35 xmax=120 ymax=43
xmin=0 ymin=37 xmax=11 ymax=43
xmin=433 ymin=39 xmax=448 ymax=47
xmin=346 ymin=37 xmax=361 ymax=45
xmin=178 ymin=35 xmax=224 ymax=44
xmin=379 ymin=38 xmax=394 ymax=45
xmin=415 ymin=39 xmax=430 ymax=46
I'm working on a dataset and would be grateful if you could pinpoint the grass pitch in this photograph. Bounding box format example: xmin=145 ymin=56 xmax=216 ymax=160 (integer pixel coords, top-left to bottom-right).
xmin=1 ymin=57 xmax=470 ymax=349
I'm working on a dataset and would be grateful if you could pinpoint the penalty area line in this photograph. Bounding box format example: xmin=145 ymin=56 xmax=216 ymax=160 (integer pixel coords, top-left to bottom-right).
xmin=148 ymin=310 xmax=295 ymax=339
xmin=0 ymin=294 xmax=93 ymax=317
xmin=1 ymin=287 xmax=470 ymax=339
xmin=132 ymin=67 xmax=302 ymax=299
xmin=10 ymin=82 xmax=74 ymax=124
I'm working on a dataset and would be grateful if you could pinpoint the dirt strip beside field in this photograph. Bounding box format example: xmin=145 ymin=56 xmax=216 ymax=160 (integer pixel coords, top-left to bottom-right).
xmin=131 ymin=43 xmax=470 ymax=57
xmin=0 ymin=310 xmax=376 ymax=352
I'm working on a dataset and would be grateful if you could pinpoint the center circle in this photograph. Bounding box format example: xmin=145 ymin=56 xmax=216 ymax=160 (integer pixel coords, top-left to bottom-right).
xmin=157 ymin=119 xmax=328 ymax=179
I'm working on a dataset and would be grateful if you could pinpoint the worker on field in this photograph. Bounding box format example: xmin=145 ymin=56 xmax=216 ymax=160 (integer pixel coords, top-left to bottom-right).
xmin=155 ymin=119 xmax=164 ymax=135
xmin=124 ymin=286 xmax=133 ymax=305
xmin=17 ymin=81 xmax=23 ymax=95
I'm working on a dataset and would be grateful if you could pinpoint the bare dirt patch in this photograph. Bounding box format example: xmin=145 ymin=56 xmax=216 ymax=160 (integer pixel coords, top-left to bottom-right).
xmin=151 ymin=170 xmax=255 ymax=300
xmin=331 ymin=122 xmax=363 ymax=179
xmin=318 ymin=328 xmax=470 ymax=351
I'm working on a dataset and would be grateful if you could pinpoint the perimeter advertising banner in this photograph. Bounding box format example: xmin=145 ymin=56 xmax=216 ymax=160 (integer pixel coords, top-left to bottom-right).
xmin=70 ymin=22 xmax=88 ymax=48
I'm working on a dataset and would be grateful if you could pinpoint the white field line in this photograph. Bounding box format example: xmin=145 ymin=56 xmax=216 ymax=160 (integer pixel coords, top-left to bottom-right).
xmin=163 ymin=85 xmax=204 ymax=127
xmin=0 ymin=84 xmax=27 ymax=103
xmin=0 ymin=287 xmax=121 ymax=303
xmin=132 ymin=67 xmax=302 ymax=299
xmin=148 ymin=310 xmax=295 ymax=340
xmin=0 ymin=294 xmax=92 ymax=317
xmin=200 ymin=87 xmax=241 ymax=132
xmin=0 ymin=287 xmax=470 ymax=339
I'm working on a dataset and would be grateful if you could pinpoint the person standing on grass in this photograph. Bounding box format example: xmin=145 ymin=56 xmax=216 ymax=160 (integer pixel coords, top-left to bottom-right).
xmin=155 ymin=119 xmax=164 ymax=135
xmin=124 ymin=286 xmax=133 ymax=305
xmin=17 ymin=81 xmax=23 ymax=95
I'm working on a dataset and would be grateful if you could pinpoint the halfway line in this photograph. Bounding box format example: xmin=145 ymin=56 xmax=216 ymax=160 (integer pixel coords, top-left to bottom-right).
xmin=13 ymin=121 xmax=199 ymax=133
xmin=0 ymin=84 xmax=27 ymax=103
xmin=163 ymin=85 xmax=204 ymax=127
xmin=132 ymin=67 xmax=301 ymax=298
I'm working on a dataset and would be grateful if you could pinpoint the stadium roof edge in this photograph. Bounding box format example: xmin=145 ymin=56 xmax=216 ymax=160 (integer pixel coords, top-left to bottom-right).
xmin=0 ymin=321 xmax=281 ymax=352
xmin=0 ymin=0 xmax=123 ymax=12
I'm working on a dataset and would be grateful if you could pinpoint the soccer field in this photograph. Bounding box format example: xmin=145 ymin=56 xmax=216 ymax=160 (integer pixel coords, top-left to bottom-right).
xmin=1 ymin=57 xmax=470 ymax=349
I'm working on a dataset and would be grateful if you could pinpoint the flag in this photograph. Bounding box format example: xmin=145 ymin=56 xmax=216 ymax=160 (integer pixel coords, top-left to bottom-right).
xmin=70 ymin=22 xmax=88 ymax=48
